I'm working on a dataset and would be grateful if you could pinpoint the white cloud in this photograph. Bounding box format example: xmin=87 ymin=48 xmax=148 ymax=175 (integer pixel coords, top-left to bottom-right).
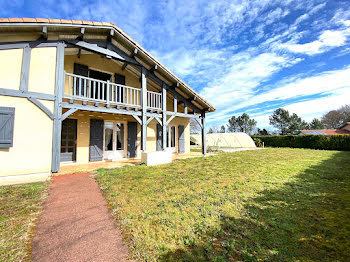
xmin=281 ymin=29 xmax=350 ymax=55
xmin=250 ymin=88 xmax=350 ymax=129
xmin=206 ymin=66 xmax=350 ymax=126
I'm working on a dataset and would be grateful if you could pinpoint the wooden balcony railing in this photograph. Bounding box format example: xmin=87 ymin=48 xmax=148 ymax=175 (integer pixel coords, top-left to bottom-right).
xmin=64 ymin=72 xmax=162 ymax=110
xmin=147 ymin=90 xmax=162 ymax=110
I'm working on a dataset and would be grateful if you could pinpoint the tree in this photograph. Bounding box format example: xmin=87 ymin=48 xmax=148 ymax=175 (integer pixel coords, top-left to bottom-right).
xmin=269 ymin=108 xmax=308 ymax=135
xmin=190 ymin=118 xmax=200 ymax=134
xmin=269 ymin=108 xmax=291 ymax=135
xmin=208 ymin=127 xmax=214 ymax=134
xmin=227 ymin=113 xmax=257 ymax=134
xmin=321 ymin=105 xmax=350 ymax=128
xmin=257 ymin=128 xmax=269 ymax=135
xmin=309 ymin=118 xmax=324 ymax=129
xmin=227 ymin=116 xmax=239 ymax=132
xmin=220 ymin=125 xmax=226 ymax=133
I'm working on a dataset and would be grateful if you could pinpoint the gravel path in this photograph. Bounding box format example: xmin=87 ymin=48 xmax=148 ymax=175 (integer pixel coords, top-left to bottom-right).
xmin=31 ymin=173 xmax=131 ymax=262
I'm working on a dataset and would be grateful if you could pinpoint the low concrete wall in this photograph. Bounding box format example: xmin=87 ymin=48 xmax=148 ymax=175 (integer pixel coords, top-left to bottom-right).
xmin=0 ymin=172 xmax=51 ymax=186
xmin=141 ymin=151 xmax=172 ymax=166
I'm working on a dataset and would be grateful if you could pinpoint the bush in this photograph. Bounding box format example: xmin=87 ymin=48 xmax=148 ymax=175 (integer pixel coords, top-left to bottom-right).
xmin=252 ymin=137 xmax=264 ymax=147
xmin=251 ymin=135 xmax=350 ymax=151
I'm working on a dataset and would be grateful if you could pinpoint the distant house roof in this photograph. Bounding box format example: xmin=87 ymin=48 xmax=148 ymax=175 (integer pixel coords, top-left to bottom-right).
xmin=339 ymin=122 xmax=350 ymax=129
xmin=298 ymin=129 xmax=350 ymax=135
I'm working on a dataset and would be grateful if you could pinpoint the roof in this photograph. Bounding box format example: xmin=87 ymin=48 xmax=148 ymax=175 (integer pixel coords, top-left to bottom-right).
xmin=299 ymin=129 xmax=350 ymax=135
xmin=339 ymin=122 xmax=350 ymax=129
xmin=0 ymin=18 xmax=215 ymax=112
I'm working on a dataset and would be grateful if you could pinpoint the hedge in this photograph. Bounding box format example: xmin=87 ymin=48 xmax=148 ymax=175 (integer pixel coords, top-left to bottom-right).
xmin=251 ymin=135 xmax=350 ymax=151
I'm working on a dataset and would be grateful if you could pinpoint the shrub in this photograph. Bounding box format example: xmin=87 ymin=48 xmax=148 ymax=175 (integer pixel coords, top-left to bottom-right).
xmin=251 ymin=135 xmax=350 ymax=151
xmin=252 ymin=137 xmax=264 ymax=147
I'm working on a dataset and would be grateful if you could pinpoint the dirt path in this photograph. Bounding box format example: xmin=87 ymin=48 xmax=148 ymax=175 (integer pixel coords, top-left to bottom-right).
xmin=31 ymin=173 xmax=131 ymax=262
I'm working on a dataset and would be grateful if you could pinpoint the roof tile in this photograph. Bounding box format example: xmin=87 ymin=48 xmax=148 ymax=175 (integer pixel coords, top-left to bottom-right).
xmin=22 ymin=18 xmax=37 ymax=22
xmin=82 ymin=20 xmax=93 ymax=25
xmin=36 ymin=18 xmax=49 ymax=23
xmin=0 ymin=18 xmax=9 ymax=23
xmin=101 ymin=22 xmax=111 ymax=26
xmin=60 ymin=19 xmax=72 ymax=24
xmin=93 ymin=21 xmax=103 ymax=26
xmin=49 ymin=19 xmax=61 ymax=23
xmin=71 ymin=20 xmax=83 ymax=24
xmin=8 ymin=18 xmax=23 ymax=22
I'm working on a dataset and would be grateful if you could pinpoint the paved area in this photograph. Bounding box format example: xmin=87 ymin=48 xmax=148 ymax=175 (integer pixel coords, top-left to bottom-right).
xmin=58 ymin=152 xmax=211 ymax=175
xmin=31 ymin=173 xmax=131 ymax=262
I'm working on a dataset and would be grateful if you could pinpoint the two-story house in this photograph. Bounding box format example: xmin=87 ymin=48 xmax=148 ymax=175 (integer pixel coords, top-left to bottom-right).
xmin=0 ymin=18 xmax=215 ymax=185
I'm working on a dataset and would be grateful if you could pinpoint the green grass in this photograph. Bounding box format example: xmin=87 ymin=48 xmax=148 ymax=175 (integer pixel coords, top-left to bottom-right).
xmin=0 ymin=182 xmax=48 ymax=262
xmin=96 ymin=148 xmax=350 ymax=261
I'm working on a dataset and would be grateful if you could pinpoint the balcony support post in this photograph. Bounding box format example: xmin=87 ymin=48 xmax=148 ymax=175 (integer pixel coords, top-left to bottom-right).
xmin=141 ymin=67 xmax=147 ymax=151
xmin=162 ymin=82 xmax=167 ymax=150
xmin=201 ymin=112 xmax=206 ymax=156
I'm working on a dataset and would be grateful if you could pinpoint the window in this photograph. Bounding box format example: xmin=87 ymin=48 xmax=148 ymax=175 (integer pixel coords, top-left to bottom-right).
xmin=116 ymin=123 xmax=124 ymax=150
xmin=171 ymin=126 xmax=176 ymax=147
xmin=104 ymin=122 xmax=114 ymax=151
xmin=166 ymin=126 xmax=169 ymax=147
xmin=0 ymin=107 xmax=15 ymax=148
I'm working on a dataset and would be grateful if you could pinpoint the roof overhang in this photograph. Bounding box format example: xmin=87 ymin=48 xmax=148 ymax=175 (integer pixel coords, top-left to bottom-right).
xmin=0 ymin=19 xmax=216 ymax=113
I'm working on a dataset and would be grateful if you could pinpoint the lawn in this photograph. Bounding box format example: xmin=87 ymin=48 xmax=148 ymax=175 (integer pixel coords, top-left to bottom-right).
xmin=0 ymin=182 xmax=48 ymax=262
xmin=96 ymin=148 xmax=350 ymax=262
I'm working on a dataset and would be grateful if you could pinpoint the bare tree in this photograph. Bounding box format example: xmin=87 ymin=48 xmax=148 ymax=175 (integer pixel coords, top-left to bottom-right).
xmin=321 ymin=105 xmax=350 ymax=128
xmin=190 ymin=118 xmax=201 ymax=134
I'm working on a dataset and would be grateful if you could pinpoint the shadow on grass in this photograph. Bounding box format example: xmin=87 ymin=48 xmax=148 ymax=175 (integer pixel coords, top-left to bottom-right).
xmin=160 ymin=151 xmax=350 ymax=262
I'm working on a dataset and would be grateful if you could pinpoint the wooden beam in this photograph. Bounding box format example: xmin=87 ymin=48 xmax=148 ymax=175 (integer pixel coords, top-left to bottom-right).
xmin=79 ymin=27 xmax=85 ymax=40
xmin=27 ymin=97 xmax=54 ymax=119
xmin=155 ymin=116 xmax=162 ymax=126
xmin=67 ymin=40 xmax=126 ymax=62
xmin=20 ymin=45 xmax=31 ymax=92
xmin=201 ymin=113 xmax=206 ymax=155
xmin=42 ymin=26 xmax=48 ymax=40
xmin=141 ymin=67 xmax=147 ymax=151
xmin=162 ymin=82 xmax=167 ymax=150
xmin=166 ymin=115 xmax=175 ymax=125
xmin=61 ymin=108 xmax=78 ymax=121
xmin=131 ymin=48 xmax=138 ymax=58
xmin=146 ymin=116 xmax=155 ymax=125
xmin=132 ymin=115 xmax=142 ymax=125
xmin=150 ymin=64 xmax=158 ymax=73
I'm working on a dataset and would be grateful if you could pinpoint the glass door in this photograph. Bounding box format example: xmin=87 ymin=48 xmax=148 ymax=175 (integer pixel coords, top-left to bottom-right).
xmin=103 ymin=121 xmax=126 ymax=160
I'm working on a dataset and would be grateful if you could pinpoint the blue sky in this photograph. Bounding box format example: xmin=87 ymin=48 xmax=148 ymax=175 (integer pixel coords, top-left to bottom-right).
xmin=1 ymin=0 xmax=350 ymax=130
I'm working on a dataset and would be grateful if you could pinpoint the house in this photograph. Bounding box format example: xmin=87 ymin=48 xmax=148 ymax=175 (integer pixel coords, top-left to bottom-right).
xmin=0 ymin=18 xmax=215 ymax=185
xmin=297 ymin=122 xmax=350 ymax=135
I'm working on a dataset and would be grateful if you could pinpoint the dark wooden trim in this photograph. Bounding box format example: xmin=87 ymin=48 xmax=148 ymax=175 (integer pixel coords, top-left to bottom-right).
xmin=51 ymin=42 xmax=65 ymax=173
xmin=0 ymin=88 xmax=55 ymax=101
xmin=61 ymin=108 xmax=78 ymax=121
xmin=27 ymin=97 xmax=54 ymax=119
xmin=20 ymin=45 xmax=31 ymax=92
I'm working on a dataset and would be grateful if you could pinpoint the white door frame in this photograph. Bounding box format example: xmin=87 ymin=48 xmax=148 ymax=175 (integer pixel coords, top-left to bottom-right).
xmin=103 ymin=120 xmax=127 ymax=160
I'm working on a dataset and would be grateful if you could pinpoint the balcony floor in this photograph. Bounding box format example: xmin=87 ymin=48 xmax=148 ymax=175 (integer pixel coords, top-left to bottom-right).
xmin=56 ymin=152 xmax=212 ymax=175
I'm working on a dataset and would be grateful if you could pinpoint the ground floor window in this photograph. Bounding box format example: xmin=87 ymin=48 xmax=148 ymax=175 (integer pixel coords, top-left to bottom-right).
xmin=116 ymin=123 xmax=124 ymax=150
xmin=104 ymin=122 xmax=114 ymax=151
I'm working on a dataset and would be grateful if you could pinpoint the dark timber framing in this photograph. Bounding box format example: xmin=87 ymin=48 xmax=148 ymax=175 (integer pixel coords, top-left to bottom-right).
xmin=141 ymin=67 xmax=147 ymax=151
xmin=51 ymin=42 xmax=65 ymax=172
xmin=162 ymin=82 xmax=167 ymax=150
xmin=19 ymin=44 xmax=31 ymax=92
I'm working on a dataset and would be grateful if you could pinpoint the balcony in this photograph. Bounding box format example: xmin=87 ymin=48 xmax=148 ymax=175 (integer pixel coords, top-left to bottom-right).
xmin=64 ymin=72 xmax=162 ymax=110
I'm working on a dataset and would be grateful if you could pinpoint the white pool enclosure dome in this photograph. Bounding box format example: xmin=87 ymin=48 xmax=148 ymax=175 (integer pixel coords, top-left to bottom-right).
xmin=191 ymin=132 xmax=256 ymax=148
